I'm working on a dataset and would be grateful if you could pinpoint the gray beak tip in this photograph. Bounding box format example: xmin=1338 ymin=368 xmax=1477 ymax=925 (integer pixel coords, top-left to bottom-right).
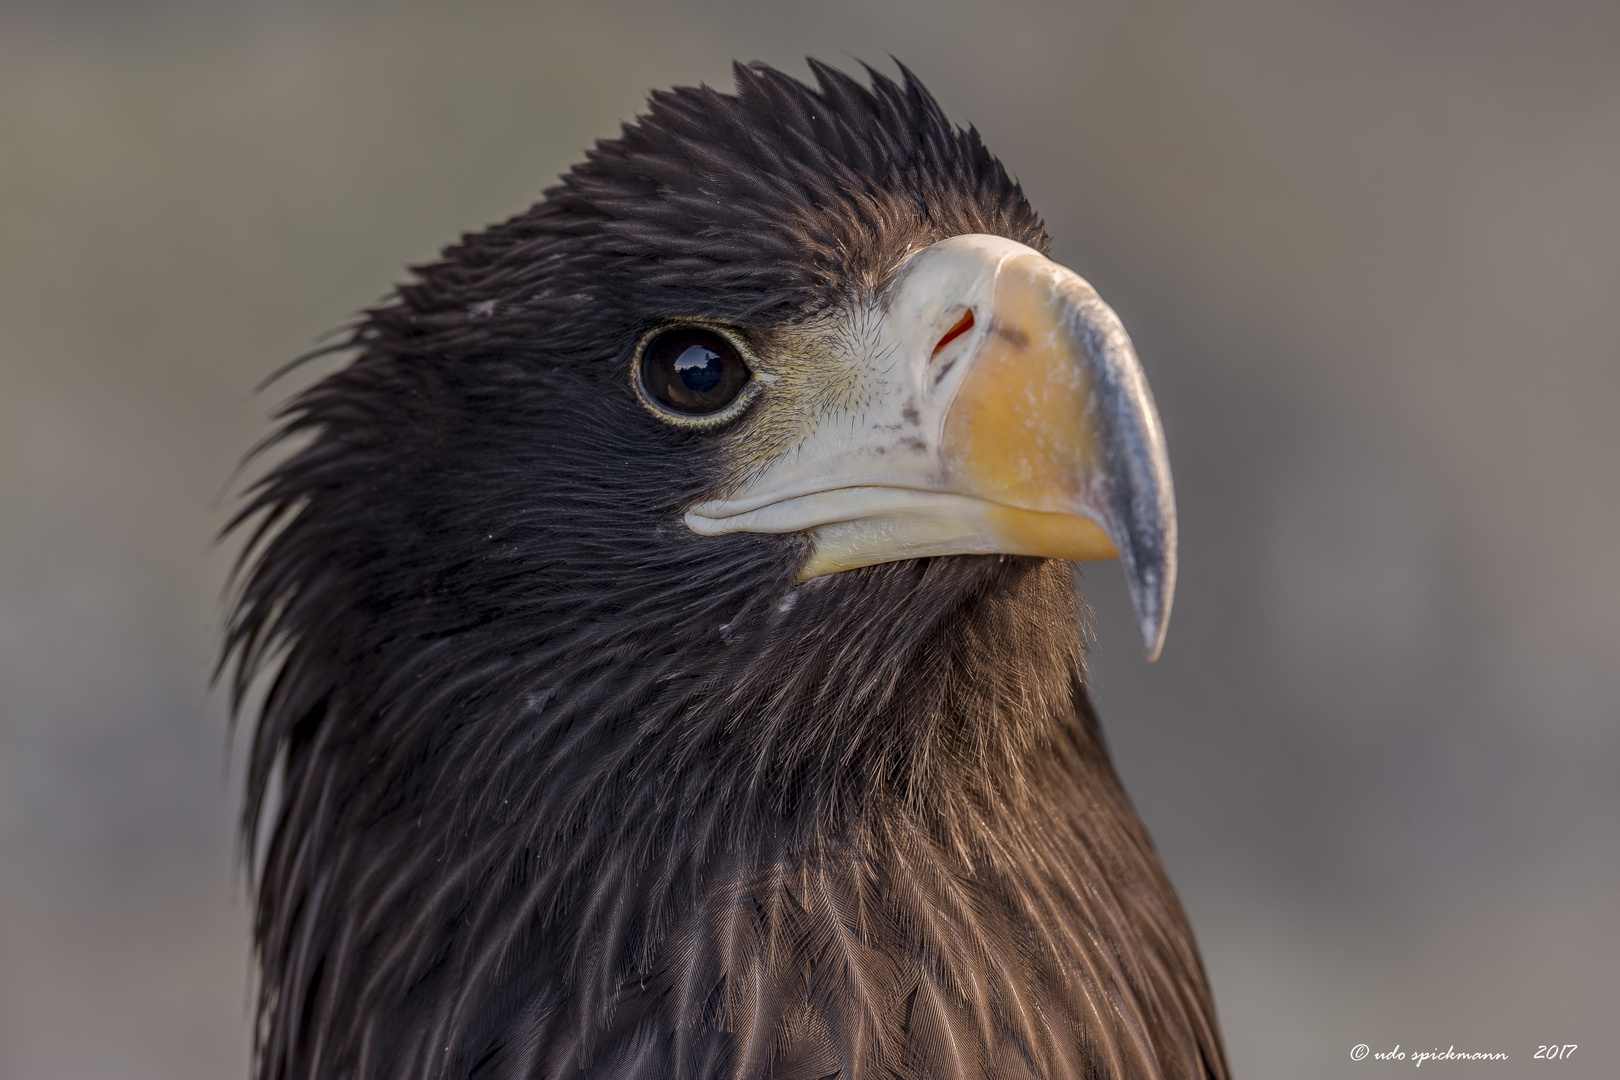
xmin=1125 ymin=554 xmax=1175 ymax=662
xmin=1068 ymin=285 xmax=1178 ymax=665
xmin=1140 ymin=611 xmax=1168 ymax=662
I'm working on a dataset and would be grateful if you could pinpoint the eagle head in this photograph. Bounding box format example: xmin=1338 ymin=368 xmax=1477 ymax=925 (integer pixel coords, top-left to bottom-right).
xmin=227 ymin=59 xmax=1217 ymax=1080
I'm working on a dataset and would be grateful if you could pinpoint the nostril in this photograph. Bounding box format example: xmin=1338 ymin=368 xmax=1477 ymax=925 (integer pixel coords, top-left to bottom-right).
xmin=931 ymin=309 xmax=975 ymax=358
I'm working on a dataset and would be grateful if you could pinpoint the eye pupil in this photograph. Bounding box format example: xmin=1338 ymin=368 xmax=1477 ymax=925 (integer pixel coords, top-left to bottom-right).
xmin=674 ymin=346 xmax=724 ymax=392
xmin=639 ymin=328 xmax=750 ymax=418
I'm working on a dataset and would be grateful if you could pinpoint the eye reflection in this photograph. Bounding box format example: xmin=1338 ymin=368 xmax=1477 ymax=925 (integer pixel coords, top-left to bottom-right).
xmin=672 ymin=345 xmax=725 ymax=393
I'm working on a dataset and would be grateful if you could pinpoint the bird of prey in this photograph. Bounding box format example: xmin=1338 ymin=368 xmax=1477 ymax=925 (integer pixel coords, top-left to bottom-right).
xmin=225 ymin=60 xmax=1226 ymax=1080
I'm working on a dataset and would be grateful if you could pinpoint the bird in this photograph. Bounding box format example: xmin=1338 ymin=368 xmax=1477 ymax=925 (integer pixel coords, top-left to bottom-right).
xmin=224 ymin=59 xmax=1227 ymax=1080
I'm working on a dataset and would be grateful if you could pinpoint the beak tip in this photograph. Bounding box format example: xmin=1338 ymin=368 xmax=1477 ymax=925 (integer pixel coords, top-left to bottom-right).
xmin=1140 ymin=619 xmax=1167 ymax=662
xmin=1134 ymin=595 xmax=1170 ymax=662
xmin=1122 ymin=548 xmax=1175 ymax=663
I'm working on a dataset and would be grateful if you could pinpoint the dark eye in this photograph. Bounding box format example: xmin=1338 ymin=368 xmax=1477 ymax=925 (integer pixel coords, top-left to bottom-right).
xmin=638 ymin=328 xmax=751 ymax=417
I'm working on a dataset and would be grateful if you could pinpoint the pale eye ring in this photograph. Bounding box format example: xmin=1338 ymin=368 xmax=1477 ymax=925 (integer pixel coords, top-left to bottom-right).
xmin=632 ymin=324 xmax=758 ymax=427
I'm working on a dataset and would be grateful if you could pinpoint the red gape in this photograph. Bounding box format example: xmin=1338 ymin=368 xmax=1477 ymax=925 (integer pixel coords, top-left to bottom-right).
xmin=932 ymin=308 xmax=975 ymax=357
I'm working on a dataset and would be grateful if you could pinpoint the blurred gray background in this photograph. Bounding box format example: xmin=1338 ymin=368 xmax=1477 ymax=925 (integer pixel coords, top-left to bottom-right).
xmin=1 ymin=0 xmax=1616 ymax=1077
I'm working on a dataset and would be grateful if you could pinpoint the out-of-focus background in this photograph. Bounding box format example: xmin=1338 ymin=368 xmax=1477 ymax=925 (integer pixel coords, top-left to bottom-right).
xmin=1 ymin=0 xmax=1615 ymax=1077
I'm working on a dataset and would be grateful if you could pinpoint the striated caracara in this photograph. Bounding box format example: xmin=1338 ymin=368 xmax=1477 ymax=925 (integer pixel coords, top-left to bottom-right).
xmin=225 ymin=59 xmax=1226 ymax=1080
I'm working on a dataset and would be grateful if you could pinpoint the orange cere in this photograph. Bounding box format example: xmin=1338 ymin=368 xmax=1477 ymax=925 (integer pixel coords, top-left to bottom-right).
xmin=939 ymin=254 xmax=1119 ymax=561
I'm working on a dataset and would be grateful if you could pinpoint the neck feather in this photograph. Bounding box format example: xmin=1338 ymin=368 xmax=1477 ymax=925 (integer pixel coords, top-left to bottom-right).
xmin=246 ymin=556 xmax=1220 ymax=1079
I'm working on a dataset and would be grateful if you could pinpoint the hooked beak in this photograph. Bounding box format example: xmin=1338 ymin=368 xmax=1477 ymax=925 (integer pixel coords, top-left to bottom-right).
xmin=686 ymin=234 xmax=1178 ymax=660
